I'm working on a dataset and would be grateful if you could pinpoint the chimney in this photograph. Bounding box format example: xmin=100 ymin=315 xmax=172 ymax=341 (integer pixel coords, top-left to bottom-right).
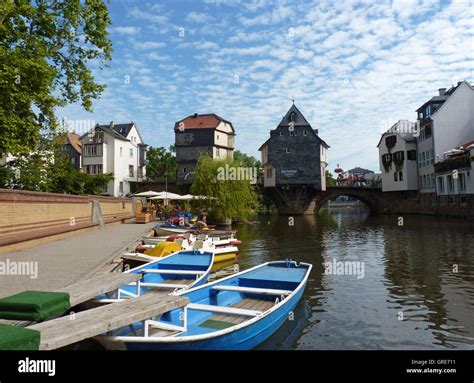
xmin=438 ymin=88 xmax=446 ymax=96
xmin=193 ymin=113 xmax=198 ymax=118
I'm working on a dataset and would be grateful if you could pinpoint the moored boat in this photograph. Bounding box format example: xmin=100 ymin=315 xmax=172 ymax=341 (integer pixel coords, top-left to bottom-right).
xmin=97 ymin=260 xmax=312 ymax=350
xmin=97 ymin=250 xmax=214 ymax=302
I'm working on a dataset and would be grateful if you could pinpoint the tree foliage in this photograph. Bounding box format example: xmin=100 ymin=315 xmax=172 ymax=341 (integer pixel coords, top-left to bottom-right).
xmin=233 ymin=150 xmax=261 ymax=169
xmin=326 ymin=170 xmax=337 ymax=187
xmin=190 ymin=155 xmax=259 ymax=221
xmin=0 ymin=134 xmax=113 ymax=195
xmin=0 ymin=0 xmax=113 ymax=156
xmin=146 ymin=145 xmax=176 ymax=181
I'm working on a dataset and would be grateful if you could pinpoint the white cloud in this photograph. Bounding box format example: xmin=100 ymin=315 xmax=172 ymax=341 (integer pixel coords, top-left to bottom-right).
xmin=185 ymin=12 xmax=213 ymax=23
xmin=112 ymin=26 xmax=140 ymax=35
xmin=135 ymin=41 xmax=167 ymax=50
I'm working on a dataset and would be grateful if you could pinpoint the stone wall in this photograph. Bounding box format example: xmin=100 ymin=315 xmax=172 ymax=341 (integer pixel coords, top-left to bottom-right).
xmin=0 ymin=189 xmax=133 ymax=248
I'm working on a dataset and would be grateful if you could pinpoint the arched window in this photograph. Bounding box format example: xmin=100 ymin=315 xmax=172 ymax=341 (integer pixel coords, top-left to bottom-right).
xmin=290 ymin=112 xmax=297 ymax=122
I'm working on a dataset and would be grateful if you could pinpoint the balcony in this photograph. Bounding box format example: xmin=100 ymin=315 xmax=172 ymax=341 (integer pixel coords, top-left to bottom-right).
xmin=83 ymin=143 xmax=103 ymax=157
xmin=434 ymin=154 xmax=471 ymax=173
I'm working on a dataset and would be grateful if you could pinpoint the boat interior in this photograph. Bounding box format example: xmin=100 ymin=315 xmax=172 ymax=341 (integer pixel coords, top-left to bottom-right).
xmin=113 ymin=263 xmax=309 ymax=339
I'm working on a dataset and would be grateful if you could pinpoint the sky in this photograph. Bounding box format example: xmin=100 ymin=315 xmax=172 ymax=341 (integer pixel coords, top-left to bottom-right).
xmin=57 ymin=0 xmax=474 ymax=174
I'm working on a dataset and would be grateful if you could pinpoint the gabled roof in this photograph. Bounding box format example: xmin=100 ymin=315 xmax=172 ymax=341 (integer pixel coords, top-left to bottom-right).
xmin=67 ymin=133 xmax=82 ymax=154
xmin=415 ymin=82 xmax=464 ymax=112
xmin=174 ymin=113 xmax=235 ymax=133
xmin=376 ymin=131 xmax=416 ymax=148
xmin=259 ymin=103 xmax=330 ymax=149
xmin=277 ymin=103 xmax=311 ymax=127
xmin=79 ymin=121 xmax=145 ymax=143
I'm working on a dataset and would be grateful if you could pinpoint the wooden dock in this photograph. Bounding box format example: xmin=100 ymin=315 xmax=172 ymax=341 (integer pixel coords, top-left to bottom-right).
xmin=59 ymin=272 xmax=141 ymax=307
xmin=29 ymin=293 xmax=188 ymax=350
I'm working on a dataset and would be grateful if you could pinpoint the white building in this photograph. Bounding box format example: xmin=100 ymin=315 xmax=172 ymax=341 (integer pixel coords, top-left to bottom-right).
xmin=435 ymin=141 xmax=474 ymax=202
xmin=80 ymin=122 xmax=147 ymax=197
xmin=377 ymin=120 xmax=419 ymax=192
xmin=416 ymin=81 xmax=474 ymax=193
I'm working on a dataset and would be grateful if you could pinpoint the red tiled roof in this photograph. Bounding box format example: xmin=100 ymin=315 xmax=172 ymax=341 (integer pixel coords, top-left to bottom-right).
xmin=175 ymin=113 xmax=234 ymax=131
xmin=68 ymin=133 xmax=82 ymax=154
xmin=459 ymin=140 xmax=474 ymax=150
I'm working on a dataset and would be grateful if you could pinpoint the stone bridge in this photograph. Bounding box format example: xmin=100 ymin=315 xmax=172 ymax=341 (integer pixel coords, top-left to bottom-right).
xmin=263 ymin=186 xmax=388 ymax=215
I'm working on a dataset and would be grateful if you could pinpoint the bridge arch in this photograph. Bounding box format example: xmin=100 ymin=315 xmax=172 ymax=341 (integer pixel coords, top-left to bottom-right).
xmin=315 ymin=187 xmax=382 ymax=214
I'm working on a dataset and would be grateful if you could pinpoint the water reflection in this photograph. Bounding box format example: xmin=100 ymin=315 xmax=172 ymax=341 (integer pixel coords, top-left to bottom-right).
xmin=235 ymin=209 xmax=474 ymax=350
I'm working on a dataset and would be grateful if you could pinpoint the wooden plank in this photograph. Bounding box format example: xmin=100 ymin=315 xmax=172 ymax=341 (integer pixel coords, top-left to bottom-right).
xmin=29 ymin=294 xmax=188 ymax=350
xmin=141 ymin=269 xmax=204 ymax=275
xmin=59 ymin=273 xmax=141 ymax=307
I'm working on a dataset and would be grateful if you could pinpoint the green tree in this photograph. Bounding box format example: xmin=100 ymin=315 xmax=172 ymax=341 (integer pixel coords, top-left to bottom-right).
xmin=191 ymin=155 xmax=259 ymax=222
xmin=326 ymin=170 xmax=336 ymax=187
xmin=233 ymin=150 xmax=261 ymax=169
xmin=0 ymin=0 xmax=113 ymax=156
xmin=146 ymin=146 xmax=176 ymax=181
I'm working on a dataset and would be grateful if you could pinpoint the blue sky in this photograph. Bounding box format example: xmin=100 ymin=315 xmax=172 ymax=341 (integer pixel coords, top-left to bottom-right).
xmin=57 ymin=0 xmax=474 ymax=173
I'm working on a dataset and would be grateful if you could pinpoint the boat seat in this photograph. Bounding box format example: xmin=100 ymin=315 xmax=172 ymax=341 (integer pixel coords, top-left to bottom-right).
xmin=139 ymin=269 xmax=205 ymax=275
xmin=187 ymin=303 xmax=262 ymax=317
xmin=239 ymin=266 xmax=307 ymax=284
xmin=212 ymin=285 xmax=292 ymax=296
xmin=137 ymin=282 xmax=189 ymax=289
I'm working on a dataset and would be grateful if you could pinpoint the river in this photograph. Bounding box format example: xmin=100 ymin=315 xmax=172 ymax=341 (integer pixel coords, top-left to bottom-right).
xmin=230 ymin=208 xmax=474 ymax=350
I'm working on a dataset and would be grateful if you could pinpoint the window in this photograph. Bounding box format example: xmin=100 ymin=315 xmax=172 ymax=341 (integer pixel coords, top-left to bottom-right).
xmin=423 ymin=175 xmax=426 ymax=187
xmin=119 ymin=182 xmax=123 ymax=193
xmin=431 ymin=174 xmax=435 ymax=187
xmin=129 ymin=165 xmax=134 ymax=177
xmin=130 ymin=148 xmax=133 ymax=158
xmin=138 ymin=167 xmax=143 ymax=178
xmin=430 ymin=150 xmax=434 ymax=164
xmin=85 ymin=164 xmax=103 ymax=175
xmin=101 ymin=184 xmax=108 ymax=193
xmin=399 ymin=171 xmax=403 ymax=182
xmin=280 ymin=131 xmax=283 ymax=136
xmin=407 ymin=150 xmax=417 ymax=161
xmin=419 ymin=176 xmax=422 ymax=187
xmin=217 ymin=134 xmax=219 ymax=140
xmin=425 ymin=125 xmax=432 ymax=138
xmin=216 ymin=148 xmax=220 ymax=157
xmin=459 ymin=173 xmax=466 ymax=192
xmin=183 ymin=167 xmax=187 ymax=174
xmin=71 ymin=157 xmax=76 ymax=165
xmin=422 ymin=151 xmax=426 ymax=166
xmin=438 ymin=177 xmax=445 ymax=193
xmin=286 ymin=147 xmax=290 ymax=154
xmin=289 ymin=131 xmax=293 ymax=136
xmin=447 ymin=175 xmax=454 ymax=193
xmin=385 ymin=135 xmax=397 ymax=149
xmin=290 ymin=112 xmax=297 ymax=122
xmin=92 ymin=132 xmax=104 ymax=144
xmin=83 ymin=144 xmax=102 ymax=157
xmin=266 ymin=168 xmax=273 ymax=178
xmin=394 ymin=172 xmax=398 ymax=182
xmin=303 ymin=130 xmax=307 ymax=136
xmin=120 ymin=147 xmax=123 ymax=156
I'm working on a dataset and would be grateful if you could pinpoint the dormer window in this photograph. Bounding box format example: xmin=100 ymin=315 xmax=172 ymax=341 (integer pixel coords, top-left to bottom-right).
xmin=280 ymin=131 xmax=283 ymax=136
xmin=290 ymin=112 xmax=297 ymax=122
xmin=289 ymin=131 xmax=293 ymax=136
xmin=303 ymin=130 xmax=308 ymax=136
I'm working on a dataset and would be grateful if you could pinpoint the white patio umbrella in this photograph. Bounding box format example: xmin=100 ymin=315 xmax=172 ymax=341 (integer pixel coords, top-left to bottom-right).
xmin=133 ymin=190 xmax=161 ymax=197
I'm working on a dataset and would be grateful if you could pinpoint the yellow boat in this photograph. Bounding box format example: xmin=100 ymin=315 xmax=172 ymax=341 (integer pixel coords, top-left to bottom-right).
xmin=144 ymin=241 xmax=238 ymax=263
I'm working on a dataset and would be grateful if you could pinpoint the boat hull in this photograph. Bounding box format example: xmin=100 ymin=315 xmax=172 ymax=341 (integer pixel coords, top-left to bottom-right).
xmin=122 ymin=280 xmax=306 ymax=350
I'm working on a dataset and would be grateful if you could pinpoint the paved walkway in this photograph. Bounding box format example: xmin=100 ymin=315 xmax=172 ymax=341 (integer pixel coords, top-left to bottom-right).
xmin=0 ymin=221 xmax=156 ymax=298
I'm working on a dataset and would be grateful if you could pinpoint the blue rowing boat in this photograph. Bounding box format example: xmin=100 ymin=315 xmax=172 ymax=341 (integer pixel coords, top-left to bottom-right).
xmin=95 ymin=250 xmax=214 ymax=302
xmin=98 ymin=260 xmax=312 ymax=350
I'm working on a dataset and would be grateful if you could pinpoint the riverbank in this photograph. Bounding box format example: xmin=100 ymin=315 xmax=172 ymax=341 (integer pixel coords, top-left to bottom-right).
xmin=0 ymin=221 xmax=156 ymax=299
